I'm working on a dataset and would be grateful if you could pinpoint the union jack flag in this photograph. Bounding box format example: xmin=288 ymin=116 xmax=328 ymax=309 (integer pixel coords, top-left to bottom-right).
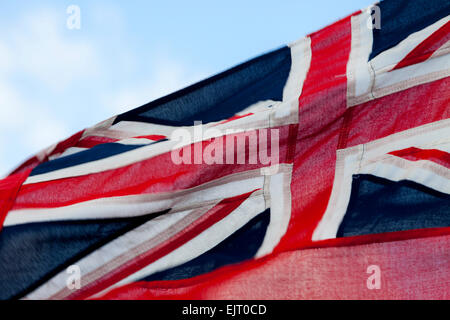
xmin=0 ymin=0 xmax=449 ymax=299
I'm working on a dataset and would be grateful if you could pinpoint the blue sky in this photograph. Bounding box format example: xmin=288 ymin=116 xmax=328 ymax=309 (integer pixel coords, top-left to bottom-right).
xmin=0 ymin=0 xmax=374 ymax=177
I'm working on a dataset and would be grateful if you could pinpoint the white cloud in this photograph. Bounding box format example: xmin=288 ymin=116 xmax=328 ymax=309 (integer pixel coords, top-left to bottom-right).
xmin=0 ymin=6 xmax=209 ymax=177
xmin=0 ymin=8 xmax=91 ymax=175
xmin=0 ymin=78 xmax=70 ymax=177
xmin=9 ymin=9 xmax=100 ymax=91
xmin=22 ymin=113 xmax=70 ymax=151
xmin=0 ymin=41 xmax=14 ymax=74
xmin=0 ymin=81 xmax=26 ymax=128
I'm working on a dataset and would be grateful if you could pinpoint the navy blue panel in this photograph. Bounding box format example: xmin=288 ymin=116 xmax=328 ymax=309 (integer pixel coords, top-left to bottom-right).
xmin=30 ymin=142 xmax=147 ymax=176
xmin=0 ymin=211 xmax=168 ymax=300
xmin=114 ymin=47 xmax=291 ymax=126
xmin=370 ymin=0 xmax=450 ymax=60
xmin=337 ymin=174 xmax=450 ymax=237
xmin=142 ymin=209 xmax=270 ymax=282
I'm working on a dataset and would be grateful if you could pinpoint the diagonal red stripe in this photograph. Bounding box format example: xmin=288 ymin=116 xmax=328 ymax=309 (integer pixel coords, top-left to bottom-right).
xmin=13 ymin=126 xmax=291 ymax=210
xmin=65 ymin=189 xmax=258 ymax=300
xmin=213 ymin=113 xmax=254 ymax=126
xmin=131 ymin=134 xmax=167 ymax=141
xmin=9 ymin=130 xmax=85 ymax=176
xmin=0 ymin=169 xmax=32 ymax=231
xmin=392 ymin=21 xmax=450 ymax=71
xmin=389 ymin=146 xmax=450 ymax=169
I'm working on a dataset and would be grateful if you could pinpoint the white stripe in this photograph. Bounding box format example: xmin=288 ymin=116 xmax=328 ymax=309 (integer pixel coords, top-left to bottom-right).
xmin=108 ymin=121 xmax=178 ymax=138
xmin=361 ymin=156 xmax=450 ymax=194
xmin=6 ymin=170 xmax=267 ymax=227
xmin=24 ymin=138 xmax=181 ymax=185
xmin=283 ymin=36 xmax=312 ymax=102
xmin=24 ymin=207 xmax=197 ymax=300
xmin=26 ymin=193 xmax=266 ymax=300
xmin=348 ymin=11 xmax=450 ymax=106
xmin=374 ymin=52 xmax=450 ymax=94
xmin=347 ymin=8 xmax=374 ymax=101
xmin=26 ymin=39 xmax=311 ymax=184
xmin=89 ymin=193 xmax=267 ymax=299
xmin=116 ymin=137 xmax=163 ymax=145
xmin=312 ymin=148 xmax=361 ymax=241
xmin=48 ymin=147 xmax=88 ymax=160
xmin=313 ymin=118 xmax=450 ymax=241
xmin=370 ymin=16 xmax=450 ymax=72
xmin=255 ymin=165 xmax=293 ymax=257
xmin=25 ymin=115 xmax=280 ymax=185
xmin=362 ymin=122 xmax=450 ymax=159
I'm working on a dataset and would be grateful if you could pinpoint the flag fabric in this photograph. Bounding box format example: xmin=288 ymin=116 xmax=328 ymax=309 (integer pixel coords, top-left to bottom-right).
xmin=1 ymin=0 xmax=449 ymax=300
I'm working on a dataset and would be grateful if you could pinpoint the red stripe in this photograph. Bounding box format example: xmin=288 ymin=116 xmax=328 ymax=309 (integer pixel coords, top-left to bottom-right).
xmin=277 ymin=13 xmax=353 ymax=252
xmin=345 ymin=77 xmax=450 ymax=148
xmin=337 ymin=107 xmax=354 ymax=150
xmin=67 ymin=190 xmax=257 ymax=300
xmin=76 ymin=136 xmax=118 ymax=148
xmin=48 ymin=130 xmax=85 ymax=158
xmin=392 ymin=21 xmax=450 ymax=71
xmin=389 ymin=147 xmax=450 ymax=169
xmin=13 ymin=126 xmax=291 ymax=210
xmin=76 ymin=135 xmax=166 ymax=149
xmin=9 ymin=130 xmax=85 ymax=176
xmin=96 ymin=228 xmax=450 ymax=300
xmin=0 ymin=169 xmax=32 ymax=231
xmin=213 ymin=113 xmax=254 ymax=126
xmin=132 ymin=134 xmax=167 ymax=141
xmin=8 ymin=156 xmax=40 ymax=176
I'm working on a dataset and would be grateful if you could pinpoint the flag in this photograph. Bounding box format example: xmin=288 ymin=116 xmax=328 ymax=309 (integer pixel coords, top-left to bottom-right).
xmin=0 ymin=0 xmax=449 ymax=300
